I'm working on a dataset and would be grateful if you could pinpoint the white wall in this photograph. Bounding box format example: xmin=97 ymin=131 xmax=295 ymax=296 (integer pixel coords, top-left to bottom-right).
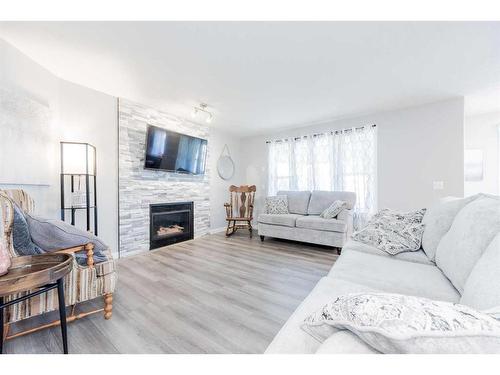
xmin=208 ymin=128 xmax=244 ymax=231
xmin=0 ymin=38 xmax=245 ymax=254
xmin=1 ymin=37 xmax=467 ymax=248
xmin=0 ymin=39 xmax=119 ymax=256
xmin=242 ymin=98 xmax=465 ymax=216
xmin=464 ymin=111 xmax=500 ymax=196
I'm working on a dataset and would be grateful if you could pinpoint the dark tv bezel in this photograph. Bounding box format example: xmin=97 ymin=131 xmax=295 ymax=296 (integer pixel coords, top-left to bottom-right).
xmin=144 ymin=124 xmax=208 ymax=175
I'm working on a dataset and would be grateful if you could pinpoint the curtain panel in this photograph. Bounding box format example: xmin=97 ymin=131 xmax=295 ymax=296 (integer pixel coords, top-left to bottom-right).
xmin=267 ymin=126 xmax=377 ymax=228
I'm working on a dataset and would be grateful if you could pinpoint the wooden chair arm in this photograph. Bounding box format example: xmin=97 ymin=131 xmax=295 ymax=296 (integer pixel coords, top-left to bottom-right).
xmin=55 ymin=243 xmax=95 ymax=267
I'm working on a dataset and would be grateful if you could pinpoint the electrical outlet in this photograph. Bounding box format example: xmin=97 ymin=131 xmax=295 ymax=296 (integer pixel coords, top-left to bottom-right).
xmin=433 ymin=181 xmax=444 ymax=190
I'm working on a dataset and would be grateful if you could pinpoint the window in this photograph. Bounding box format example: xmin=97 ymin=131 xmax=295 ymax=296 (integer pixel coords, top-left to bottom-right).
xmin=267 ymin=126 xmax=377 ymax=227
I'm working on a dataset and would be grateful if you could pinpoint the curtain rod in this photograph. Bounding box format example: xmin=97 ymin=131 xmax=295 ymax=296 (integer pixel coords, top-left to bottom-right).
xmin=265 ymin=124 xmax=376 ymax=144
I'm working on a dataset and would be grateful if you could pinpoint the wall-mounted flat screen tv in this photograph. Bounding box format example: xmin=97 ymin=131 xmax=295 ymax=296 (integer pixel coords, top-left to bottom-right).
xmin=144 ymin=125 xmax=208 ymax=175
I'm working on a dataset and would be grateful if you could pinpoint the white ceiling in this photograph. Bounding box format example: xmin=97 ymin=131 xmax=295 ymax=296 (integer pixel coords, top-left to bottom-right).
xmin=1 ymin=22 xmax=500 ymax=136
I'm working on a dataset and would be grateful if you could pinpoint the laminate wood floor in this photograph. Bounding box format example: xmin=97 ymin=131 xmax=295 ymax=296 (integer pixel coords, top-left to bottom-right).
xmin=3 ymin=232 xmax=338 ymax=354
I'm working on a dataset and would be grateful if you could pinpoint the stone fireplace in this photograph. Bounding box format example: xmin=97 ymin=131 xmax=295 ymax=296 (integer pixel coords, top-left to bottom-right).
xmin=119 ymin=98 xmax=210 ymax=257
xmin=149 ymin=202 xmax=194 ymax=250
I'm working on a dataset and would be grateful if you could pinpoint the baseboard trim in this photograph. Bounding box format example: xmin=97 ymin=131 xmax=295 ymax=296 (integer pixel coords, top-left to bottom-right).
xmin=209 ymin=226 xmax=226 ymax=234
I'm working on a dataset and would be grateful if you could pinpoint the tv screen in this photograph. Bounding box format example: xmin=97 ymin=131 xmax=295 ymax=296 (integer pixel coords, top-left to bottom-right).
xmin=144 ymin=125 xmax=208 ymax=175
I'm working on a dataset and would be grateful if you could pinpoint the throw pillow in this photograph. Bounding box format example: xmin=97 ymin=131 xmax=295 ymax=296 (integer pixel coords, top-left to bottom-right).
xmin=26 ymin=214 xmax=108 ymax=266
xmin=320 ymin=200 xmax=348 ymax=219
xmin=265 ymin=195 xmax=289 ymax=214
xmin=301 ymin=293 xmax=500 ymax=354
xmin=12 ymin=203 xmax=43 ymax=256
xmin=352 ymin=208 xmax=426 ymax=255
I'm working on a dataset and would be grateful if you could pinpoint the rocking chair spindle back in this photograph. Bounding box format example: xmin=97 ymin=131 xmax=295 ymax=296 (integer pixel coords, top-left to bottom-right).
xmin=224 ymin=185 xmax=256 ymax=237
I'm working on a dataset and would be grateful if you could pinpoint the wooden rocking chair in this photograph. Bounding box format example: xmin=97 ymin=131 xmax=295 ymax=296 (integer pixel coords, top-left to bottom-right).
xmin=224 ymin=185 xmax=256 ymax=237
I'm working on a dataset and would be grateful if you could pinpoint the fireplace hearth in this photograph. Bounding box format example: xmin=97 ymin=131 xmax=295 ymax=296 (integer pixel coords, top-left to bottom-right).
xmin=149 ymin=202 xmax=194 ymax=250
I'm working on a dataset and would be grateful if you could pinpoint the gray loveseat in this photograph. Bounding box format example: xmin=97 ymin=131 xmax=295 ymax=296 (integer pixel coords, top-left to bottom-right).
xmin=265 ymin=193 xmax=500 ymax=354
xmin=258 ymin=190 xmax=356 ymax=250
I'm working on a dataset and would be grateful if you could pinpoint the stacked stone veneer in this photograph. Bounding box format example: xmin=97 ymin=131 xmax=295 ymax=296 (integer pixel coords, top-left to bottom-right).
xmin=118 ymin=98 xmax=210 ymax=256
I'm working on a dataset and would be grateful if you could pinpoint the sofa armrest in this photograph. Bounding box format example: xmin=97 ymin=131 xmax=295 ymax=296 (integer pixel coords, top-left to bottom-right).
xmin=337 ymin=209 xmax=354 ymax=238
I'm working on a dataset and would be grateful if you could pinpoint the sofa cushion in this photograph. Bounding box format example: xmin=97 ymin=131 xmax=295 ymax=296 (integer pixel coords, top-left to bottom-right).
xmin=315 ymin=331 xmax=378 ymax=354
xmin=258 ymin=222 xmax=348 ymax=247
xmin=461 ymin=232 xmax=500 ymax=311
xmin=307 ymin=190 xmax=356 ymax=215
xmin=277 ymin=191 xmax=311 ymax=215
xmin=258 ymin=213 xmax=302 ymax=228
xmin=421 ymin=194 xmax=481 ymax=261
xmin=295 ymin=215 xmax=347 ymax=233
xmin=265 ymin=277 xmax=379 ymax=354
xmin=435 ymin=195 xmax=500 ymax=293
xmin=343 ymin=239 xmax=433 ymax=265
xmin=328 ymin=250 xmax=460 ymax=302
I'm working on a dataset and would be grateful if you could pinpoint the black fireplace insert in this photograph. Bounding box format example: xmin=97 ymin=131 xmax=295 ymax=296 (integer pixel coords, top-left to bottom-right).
xmin=149 ymin=202 xmax=194 ymax=250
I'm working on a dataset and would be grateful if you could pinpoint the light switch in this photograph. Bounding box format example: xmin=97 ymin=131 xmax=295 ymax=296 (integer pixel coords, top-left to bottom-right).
xmin=433 ymin=181 xmax=444 ymax=190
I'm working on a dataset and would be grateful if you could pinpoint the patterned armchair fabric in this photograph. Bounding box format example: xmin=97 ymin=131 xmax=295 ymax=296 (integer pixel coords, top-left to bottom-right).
xmin=0 ymin=189 xmax=117 ymax=324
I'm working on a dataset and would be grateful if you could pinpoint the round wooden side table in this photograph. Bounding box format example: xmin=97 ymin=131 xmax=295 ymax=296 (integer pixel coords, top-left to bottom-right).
xmin=0 ymin=253 xmax=73 ymax=354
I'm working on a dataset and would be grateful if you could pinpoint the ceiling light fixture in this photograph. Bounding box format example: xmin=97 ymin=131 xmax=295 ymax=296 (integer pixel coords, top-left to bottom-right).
xmin=191 ymin=103 xmax=214 ymax=124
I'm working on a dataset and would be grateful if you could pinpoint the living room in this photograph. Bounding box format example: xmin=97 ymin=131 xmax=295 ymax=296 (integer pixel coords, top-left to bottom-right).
xmin=1 ymin=1 xmax=500 ymax=371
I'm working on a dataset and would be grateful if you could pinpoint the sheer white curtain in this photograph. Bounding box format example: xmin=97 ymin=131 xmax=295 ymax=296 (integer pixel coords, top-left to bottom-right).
xmin=267 ymin=126 xmax=377 ymax=228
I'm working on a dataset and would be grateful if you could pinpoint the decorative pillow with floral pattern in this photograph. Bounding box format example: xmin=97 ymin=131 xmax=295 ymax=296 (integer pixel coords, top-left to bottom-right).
xmin=352 ymin=208 xmax=426 ymax=255
xmin=301 ymin=293 xmax=500 ymax=354
xmin=265 ymin=195 xmax=289 ymax=214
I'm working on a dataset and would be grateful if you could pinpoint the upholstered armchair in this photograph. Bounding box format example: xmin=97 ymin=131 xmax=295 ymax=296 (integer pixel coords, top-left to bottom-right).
xmin=0 ymin=189 xmax=116 ymax=340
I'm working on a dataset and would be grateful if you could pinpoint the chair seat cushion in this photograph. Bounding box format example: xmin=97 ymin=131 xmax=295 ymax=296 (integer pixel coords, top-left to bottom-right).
xmin=258 ymin=213 xmax=302 ymax=227
xmin=296 ymin=215 xmax=347 ymax=233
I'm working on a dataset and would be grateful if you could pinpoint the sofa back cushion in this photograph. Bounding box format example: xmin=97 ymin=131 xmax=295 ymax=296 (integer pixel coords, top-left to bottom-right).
xmin=307 ymin=191 xmax=356 ymax=215
xmin=421 ymin=194 xmax=481 ymax=261
xmin=277 ymin=191 xmax=311 ymax=215
xmin=460 ymin=232 xmax=500 ymax=312
xmin=435 ymin=195 xmax=500 ymax=293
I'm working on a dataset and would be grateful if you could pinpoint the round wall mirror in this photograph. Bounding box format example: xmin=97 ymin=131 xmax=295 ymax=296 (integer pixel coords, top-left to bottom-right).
xmin=217 ymin=155 xmax=235 ymax=180
xmin=217 ymin=145 xmax=235 ymax=180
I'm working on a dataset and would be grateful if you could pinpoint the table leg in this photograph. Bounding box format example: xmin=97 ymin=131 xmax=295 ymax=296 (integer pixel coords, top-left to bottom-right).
xmin=57 ymin=279 xmax=68 ymax=354
xmin=0 ymin=296 xmax=3 ymax=354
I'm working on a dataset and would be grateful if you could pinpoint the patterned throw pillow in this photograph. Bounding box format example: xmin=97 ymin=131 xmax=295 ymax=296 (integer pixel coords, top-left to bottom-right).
xmin=320 ymin=200 xmax=348 ymax=219
xmin=301 ymin=293 xmax=500 ymax=354
xmin=352 ymin=208 xmax=426 ymax=255
xmin=265 ymin=195 xmax=289 ymax=214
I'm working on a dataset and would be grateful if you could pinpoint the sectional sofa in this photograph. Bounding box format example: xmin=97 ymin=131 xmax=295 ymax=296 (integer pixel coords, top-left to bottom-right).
xmin=265 ymin=193 xmax=500 ymax=354
xmin=258 ymin=190 xmax=356 ymax=250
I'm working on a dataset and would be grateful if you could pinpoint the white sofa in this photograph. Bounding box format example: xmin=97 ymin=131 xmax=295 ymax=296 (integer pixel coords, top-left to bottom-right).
xmin=265 ymin=193 xmax=500 ymax=354
xmin=258 ymin=190 xmax=356 ymax=249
